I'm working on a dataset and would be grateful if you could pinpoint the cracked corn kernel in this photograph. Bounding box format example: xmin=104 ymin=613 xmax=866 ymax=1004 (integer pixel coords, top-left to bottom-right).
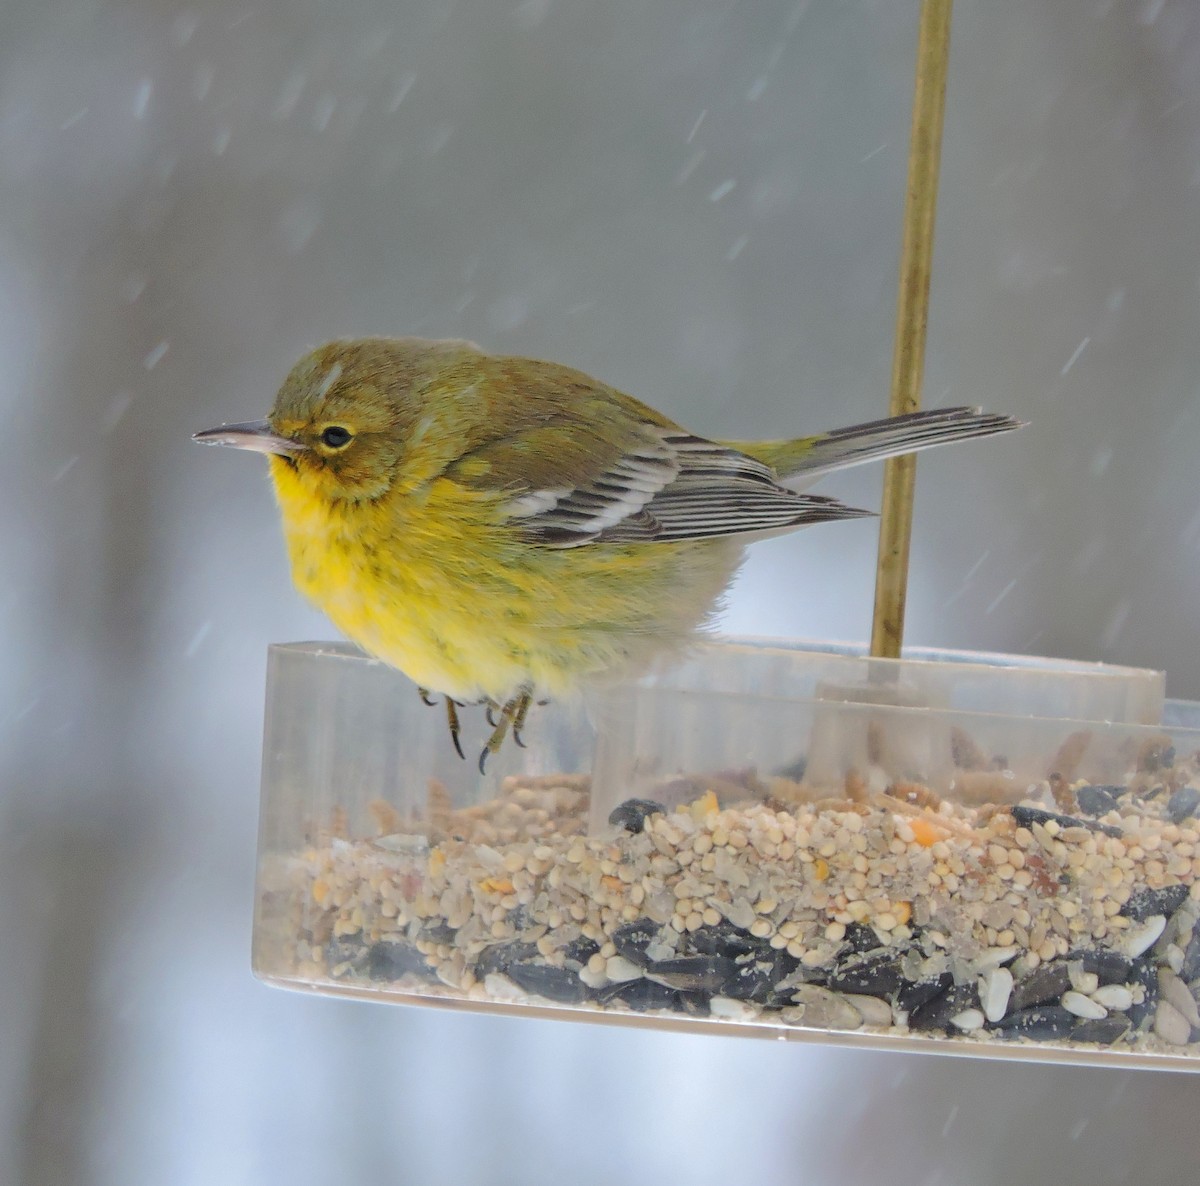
xmin=909 ymin=818 xmax=945 ymax=847
xmin=478 ymin=876 xmax=514 ymax=895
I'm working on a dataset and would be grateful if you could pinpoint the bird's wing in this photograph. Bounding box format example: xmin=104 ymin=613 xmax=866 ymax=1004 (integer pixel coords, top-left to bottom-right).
xmin=441 ymin=356 xmax=869 ymax=547
xmin=452 ymin=418 xmax=870 ymax=549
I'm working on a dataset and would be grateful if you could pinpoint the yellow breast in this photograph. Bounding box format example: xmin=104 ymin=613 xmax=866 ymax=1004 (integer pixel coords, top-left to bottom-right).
xmin=266 ymin=456 xmax=741 ymax=704
xmin=268 ymin=457 xmax=508 ymax=700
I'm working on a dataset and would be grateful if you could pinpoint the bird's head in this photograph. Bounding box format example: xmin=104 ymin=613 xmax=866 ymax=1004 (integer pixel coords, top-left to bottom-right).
xmin=193 ymin=337 xmax=482 ymax=503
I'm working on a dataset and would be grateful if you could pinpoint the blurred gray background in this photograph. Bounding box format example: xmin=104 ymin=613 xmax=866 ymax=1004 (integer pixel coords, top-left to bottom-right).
xmin=3 ymin=0 xmax=1200 ymax=1183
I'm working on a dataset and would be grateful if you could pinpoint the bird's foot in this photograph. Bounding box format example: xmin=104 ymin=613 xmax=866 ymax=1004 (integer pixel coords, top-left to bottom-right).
xmin=511 ymin=693 xmax=533 ymax=749
xmin=478 ymin=689 xmax=534 ymax=773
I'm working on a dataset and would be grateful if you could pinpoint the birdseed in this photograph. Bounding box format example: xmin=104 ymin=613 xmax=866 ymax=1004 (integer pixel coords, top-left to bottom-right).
xmin=256 ymin=750 xmax=1200 ymax=1064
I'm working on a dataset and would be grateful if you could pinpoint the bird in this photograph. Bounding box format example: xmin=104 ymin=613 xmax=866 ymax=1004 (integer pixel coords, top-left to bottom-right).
xmin=194 ymin=336 xmax=1022 ymax=769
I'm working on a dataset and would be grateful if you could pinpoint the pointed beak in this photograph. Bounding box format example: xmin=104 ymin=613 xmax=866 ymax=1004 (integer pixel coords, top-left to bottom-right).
xmin=192 ymin=419 xmax=305 ymax=457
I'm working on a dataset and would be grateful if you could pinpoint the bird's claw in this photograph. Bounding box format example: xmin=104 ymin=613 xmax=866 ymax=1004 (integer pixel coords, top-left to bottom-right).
xmin=511 ymin=692 xmax=532 ymax=749
xmin=429 ymin=689 xmax=538 ymax=766
xmin=477 ymin=689 xmax=534 ymax=770
xmin=445 ymin=698 xmax=465 ymax=761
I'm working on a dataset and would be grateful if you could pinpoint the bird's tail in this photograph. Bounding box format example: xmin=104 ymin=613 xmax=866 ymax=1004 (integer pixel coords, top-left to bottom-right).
xmin=725 ymin=406 xmax=1024 ymax=484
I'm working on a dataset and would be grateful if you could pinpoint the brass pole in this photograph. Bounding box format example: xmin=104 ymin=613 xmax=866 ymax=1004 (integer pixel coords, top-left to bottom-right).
xmin=870 ymin=0 xmax=954 ymax=659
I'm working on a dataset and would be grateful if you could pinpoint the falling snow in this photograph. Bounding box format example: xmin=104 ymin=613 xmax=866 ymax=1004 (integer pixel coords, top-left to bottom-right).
xmin=277 ymin=199 xmax=322 ymax=254
xmin=984 ymin=578 xmax=1018 ymax=615
xmin=1137 ymin=0 xmax=1166 ymax=25
xmin=487 ymin=293 xmax=530 ymax=333
xmin=123 ymin=273 xmax=147 ymax=304
xmin=388 ymin=72 xmax=417 ymax=112
xmin=143 ymin=341 xmax=170 ymax=370
xmin=134 ymin=80 xmax=153 ymax=120
xmin=193 ymin=64 xmax=215 ymax=102
xmin=172 ymin=11 xmax=199 ymax=45
xmin=1060 ymin=336 xmax=1090 ymax=375
xmin=1101 ymin=599 xmax=1132 ymax=649
xmin=785 ymin=0 xmax=810 ymax=33
xmin=272 ymin=73 xmax=306 ymax=121
xmin=316 ymin=364 xmax=343 ymax=399
xmin=1072 ymin=535 xmax=1106 ymax=573
xmin=51 ymin=456 xmax=79 ymax=483
xmin=357 ymin=29 xmax=393 ymax=60
xmin=101 ymin=392 xmax=134 ymax=433
xmin=676 ymin=148 xmax=706 ymax=184
xmin=425 ymin=124 xmax=453 ymax=154
xmin=8 ymin=697 xmax=41 ymax=726
xmin=312 ymin=94 xmax=337 ymax=133
xmin=964 ymin=551 xmax=991 ymax=582
xmin=513 ymin=0 xmax=554 ymax=28
xmin=941 ymin=550 xmax=991 ymax=611
xmin=185 ymin=621 xmax=213 ymax=658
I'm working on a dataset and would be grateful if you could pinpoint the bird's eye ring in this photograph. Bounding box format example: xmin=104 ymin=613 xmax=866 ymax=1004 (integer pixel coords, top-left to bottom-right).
xmin=320 ymin=425 xmax=353 ymax=449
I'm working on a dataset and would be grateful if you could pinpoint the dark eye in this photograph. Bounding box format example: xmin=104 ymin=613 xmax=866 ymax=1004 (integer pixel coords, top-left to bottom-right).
xmin=320 ymin=425 xmax=353 ymax=449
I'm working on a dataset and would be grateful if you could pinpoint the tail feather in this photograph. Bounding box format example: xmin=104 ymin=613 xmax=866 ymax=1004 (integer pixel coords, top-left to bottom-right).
xmin=726 ymin=407 xmax=1025 ymax=483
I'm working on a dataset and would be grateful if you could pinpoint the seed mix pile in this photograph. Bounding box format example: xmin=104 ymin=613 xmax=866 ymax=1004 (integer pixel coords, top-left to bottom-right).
xmin=257 ymin=732 xmax=1200 ymax=1058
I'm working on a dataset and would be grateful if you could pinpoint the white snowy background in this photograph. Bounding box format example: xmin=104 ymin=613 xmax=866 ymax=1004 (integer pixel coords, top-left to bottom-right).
xmin=2 ymin=1 xmax=1200 ymax=1183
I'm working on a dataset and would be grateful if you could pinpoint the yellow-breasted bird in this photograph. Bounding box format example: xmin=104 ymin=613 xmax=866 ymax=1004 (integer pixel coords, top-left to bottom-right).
xmin=195 ymin=337 xmax=1022 ymax=768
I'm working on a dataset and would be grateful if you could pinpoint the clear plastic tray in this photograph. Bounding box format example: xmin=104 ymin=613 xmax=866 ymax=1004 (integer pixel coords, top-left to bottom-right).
xmin=253 ymin=640 xmax=1200 ymax=1070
